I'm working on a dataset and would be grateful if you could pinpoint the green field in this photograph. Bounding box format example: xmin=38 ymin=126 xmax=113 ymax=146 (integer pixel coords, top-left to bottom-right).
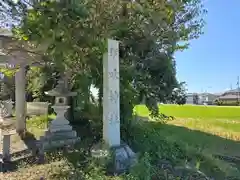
xmin=135 ymin=104 xmax=240 ymax=141
xmin=135 ymin=104 xmax=240 ymax=120
xmin=134 ymin=104 xmax=240 ymax=178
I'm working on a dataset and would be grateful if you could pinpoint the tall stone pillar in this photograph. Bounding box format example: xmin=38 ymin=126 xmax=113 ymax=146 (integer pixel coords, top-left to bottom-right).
xmin=15 ymin=65 xmax=26 ymax=133
xmin=103 ymin=39 xmax=121 ymax=147
xmin=91 ymin=39 xmax=136 ymax=174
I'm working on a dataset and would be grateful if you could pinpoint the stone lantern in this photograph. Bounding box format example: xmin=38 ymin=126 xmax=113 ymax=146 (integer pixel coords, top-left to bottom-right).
xmin=39 ymin=79 xmax=80 ymax=151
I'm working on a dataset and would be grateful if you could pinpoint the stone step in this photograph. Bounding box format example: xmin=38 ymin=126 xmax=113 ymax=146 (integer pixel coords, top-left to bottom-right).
xmin=42 ymin=130 xmax=77 ymax=140
xmin=11 ymin=151 xmax=33 ymax=162
xmin=39 ymin=137 xmax=81 ymax=151
xmin=10 ymin=149 xmax=33 ymax=160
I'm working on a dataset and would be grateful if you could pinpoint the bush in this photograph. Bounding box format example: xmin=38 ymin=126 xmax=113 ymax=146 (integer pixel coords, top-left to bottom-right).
xmin=215 ymin=100 xmax=240 ymax=106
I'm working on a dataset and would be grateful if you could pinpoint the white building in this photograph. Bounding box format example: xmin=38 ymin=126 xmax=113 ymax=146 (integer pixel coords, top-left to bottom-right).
xmin=186 ymin=93 xmax=218 ymax=105
xmin=186 ymin=93 xmax=195 ymax=104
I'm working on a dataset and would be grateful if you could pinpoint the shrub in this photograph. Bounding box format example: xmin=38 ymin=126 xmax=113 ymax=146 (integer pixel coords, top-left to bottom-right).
xmin=215 ymin=101 xmax=240 ymax=106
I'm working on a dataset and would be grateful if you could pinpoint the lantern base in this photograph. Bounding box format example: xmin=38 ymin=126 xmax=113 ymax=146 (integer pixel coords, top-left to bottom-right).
xmin=37 ymin=129 xmax=80 ymax=155
xmin=37 ymin=105 xmax=80 ymax=154
xmin=49 ymin=105 xmax=72 ymax=133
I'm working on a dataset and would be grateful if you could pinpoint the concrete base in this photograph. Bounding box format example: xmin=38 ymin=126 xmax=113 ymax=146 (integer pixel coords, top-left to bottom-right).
xmin=37 ymin=129 xmax=80 ymax=154
xmin=91 ymin=141 xmax=137 ymax=174
xmin=0 ymin=132 xmax=16 ymax=162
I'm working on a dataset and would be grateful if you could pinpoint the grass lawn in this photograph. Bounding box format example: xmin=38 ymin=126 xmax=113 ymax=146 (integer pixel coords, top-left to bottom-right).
xmin=134 ymin=104 xmax=240 ymax=177
xmin=135 ymin=104 xmax=240 ymax=140
xmin=135 ymin=104 xmax=240 ymax=120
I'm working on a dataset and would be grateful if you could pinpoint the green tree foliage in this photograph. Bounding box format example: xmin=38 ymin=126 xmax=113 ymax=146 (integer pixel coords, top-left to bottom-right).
xmin=26 ymin=65 xmax=58 ymax=101
xmin=0 ymin=0 xmax=206 ymax=121
xmin=193 ymin=93 xmax=199 ymax=104
xmin=0 ymin=75 xmax=14 ymax=100
xmin=170 ymin=82 xmax=187 ymax=105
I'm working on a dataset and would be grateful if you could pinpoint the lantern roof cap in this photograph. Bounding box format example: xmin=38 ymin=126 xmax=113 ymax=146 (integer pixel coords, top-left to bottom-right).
xmin=45 ymin=79 xmax=77 ymax=97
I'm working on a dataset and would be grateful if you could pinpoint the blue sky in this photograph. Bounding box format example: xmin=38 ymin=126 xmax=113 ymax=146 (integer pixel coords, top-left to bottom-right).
xmin=175 ymin=0 xmax=240 ymax=93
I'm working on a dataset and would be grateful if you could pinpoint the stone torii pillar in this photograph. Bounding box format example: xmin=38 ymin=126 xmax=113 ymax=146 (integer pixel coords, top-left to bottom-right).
xmin=0 ymin=57 xmax=27 ymax=134
xmin=0 ymin=30 xmax=27 ymax=134
xmin=15 ymin=65 xmax=26 ymax=134
xmin=0 ymin=61 xmax=27 ymax=134
xmin=0 ymin=29 xmax=47 ymax=134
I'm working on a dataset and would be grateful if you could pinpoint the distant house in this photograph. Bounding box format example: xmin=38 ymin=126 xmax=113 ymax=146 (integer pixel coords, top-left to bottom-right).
xmin=186 ymin=93 xmax=194 ymax=104
xmin=186 ymin=93 xmax=218 ymax=105
xmin=198 ymin=93 xmax=218 ymax=105
xmin=186 ymin=93 xmax=198 ymax=104
xmin=217 ymin=89 xmax=240 ymax=103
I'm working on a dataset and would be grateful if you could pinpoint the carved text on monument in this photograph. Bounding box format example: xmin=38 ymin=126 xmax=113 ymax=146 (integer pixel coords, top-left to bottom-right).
xmin=109 ymin=47 xmax=119 ymax=60
xmin=109 ymin=90 xmax=119 ymax=104
xmin=108 ymin=68 xmax=119 ymax=79
xmin=108 ymin=111 xmax=120 ymax=124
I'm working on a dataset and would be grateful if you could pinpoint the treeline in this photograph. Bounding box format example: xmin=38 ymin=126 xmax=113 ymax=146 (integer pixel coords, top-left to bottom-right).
xmin=214 ymin=100 xmax=240 ymax=106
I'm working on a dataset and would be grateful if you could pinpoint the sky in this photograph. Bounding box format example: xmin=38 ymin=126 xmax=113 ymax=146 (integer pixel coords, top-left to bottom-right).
xmin=175 ymin=0 xmax=240 ymax=94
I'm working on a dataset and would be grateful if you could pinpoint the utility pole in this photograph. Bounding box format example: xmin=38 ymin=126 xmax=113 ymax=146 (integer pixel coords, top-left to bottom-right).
xmin=237 ymin=76 xmax=240 ymax=105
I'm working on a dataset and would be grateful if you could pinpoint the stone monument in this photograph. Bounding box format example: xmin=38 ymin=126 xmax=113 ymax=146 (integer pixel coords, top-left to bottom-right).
xmin=91 ymin=39 xmax=137 ymax=174
xmin=38 ymin=79 xmax=80 ymax=152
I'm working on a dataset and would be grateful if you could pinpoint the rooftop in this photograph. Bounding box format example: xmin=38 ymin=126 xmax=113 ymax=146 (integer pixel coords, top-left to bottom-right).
xmin=224 ymin=88 xmax=240 ymax=93
xmin=218 ymin=94 xmax=239 ymax=100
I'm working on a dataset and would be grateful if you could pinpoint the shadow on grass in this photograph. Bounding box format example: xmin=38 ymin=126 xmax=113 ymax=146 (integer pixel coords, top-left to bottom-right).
xmin=20 ymin=131 xmax=39 ymax=155
xmin=128 ymin=117 xmax=240 ymax=179
xmin=149 ymin=123 xmax=240 ymax=156
xmin=42 ymin=118 xmax=240 ymax=179
xmin=0 ymin=155 xmax=41 ymax=173
xmin=0 ymin=131 xmax=42 ymax=173
xmin=2 ymin=117 xmax=240 ymax=179
xmin=0 ymin=123 xmax=95 ymax=175
xmin=42 ymin=120 xmax=106 ymax=179
xmin=40 ymin=118 xmax=240 ymax=179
